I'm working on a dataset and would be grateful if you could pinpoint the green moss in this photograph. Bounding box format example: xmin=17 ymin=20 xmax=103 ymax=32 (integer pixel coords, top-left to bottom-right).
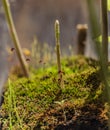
xmin=0 ymin=56 xmax=103 ymax=129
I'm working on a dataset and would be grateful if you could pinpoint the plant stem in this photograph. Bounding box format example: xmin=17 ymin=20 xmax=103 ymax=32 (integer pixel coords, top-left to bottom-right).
xmin=101 ymin=0 xmax=108 ymax=68
xmin=55 ymin=20 xmax=64 ymax=88
xmin=55 ymin=20 xmax=61 ymax=73
xmin=8 ymin=79 xmax=13 ymax=130
xmin=86 ymin=0 xmax=110 ymax=98
xmin=101 ymin=1 xmax=110 ymax=128
xmin=2 ymin=0 xmax=29 ymax=77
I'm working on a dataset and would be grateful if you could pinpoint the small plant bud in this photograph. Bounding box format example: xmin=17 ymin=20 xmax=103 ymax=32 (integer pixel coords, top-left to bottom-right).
xmin=55 ymin=20 xmax=60 ymax=44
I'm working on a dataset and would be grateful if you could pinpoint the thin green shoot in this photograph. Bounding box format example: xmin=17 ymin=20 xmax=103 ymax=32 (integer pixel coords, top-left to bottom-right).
xmin=8 ymin=79 xmax=23 ymax=130
xmin=55 ymin=20 xmax=64 ymax=89
xmin=55 ymin=20 xmax=61 ymax=73
xmin=8 ymin=79 xmax=13 ymax=130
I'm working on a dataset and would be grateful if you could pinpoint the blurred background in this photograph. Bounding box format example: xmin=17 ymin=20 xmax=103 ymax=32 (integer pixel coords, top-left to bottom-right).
xmin=11 ymin=0 xmax=87 ymax=48
xmin=0 ymin=0 xmax=89 ymax=68
xmin=0 ymin=0 xmax=109 ymax=99
xmin=0 ymin=0 xmax=101 ymax=57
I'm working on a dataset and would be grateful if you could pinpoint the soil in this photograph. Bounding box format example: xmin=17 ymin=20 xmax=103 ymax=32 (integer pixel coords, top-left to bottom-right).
xmin=33 ymin=103 xmax=108 ymax=130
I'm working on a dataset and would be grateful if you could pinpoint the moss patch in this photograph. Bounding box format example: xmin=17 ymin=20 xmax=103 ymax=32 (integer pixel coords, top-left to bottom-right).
xmin=0 ymin=56 xmax=108 ymax=130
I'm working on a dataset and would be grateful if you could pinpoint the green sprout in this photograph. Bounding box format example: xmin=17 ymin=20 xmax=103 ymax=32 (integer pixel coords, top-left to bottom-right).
xmin=55 ymin=20 xmax=64 ymax=89
xmin=55 ymin=20 xmax=61 ymax=73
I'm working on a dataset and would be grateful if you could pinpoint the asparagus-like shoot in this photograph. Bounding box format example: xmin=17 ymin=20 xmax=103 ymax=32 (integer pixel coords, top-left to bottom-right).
xmin=55 ymin=20 xmax=64 ymax=88
xmin=55 ymin=20 xmax=61 ymax=73
xmin=2 ymin=0 xmax=29 ymax=77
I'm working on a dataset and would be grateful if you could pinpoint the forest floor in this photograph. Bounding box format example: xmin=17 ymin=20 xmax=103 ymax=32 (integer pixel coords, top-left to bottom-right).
xmin=0 ymin=55 xmax=109 ymax=130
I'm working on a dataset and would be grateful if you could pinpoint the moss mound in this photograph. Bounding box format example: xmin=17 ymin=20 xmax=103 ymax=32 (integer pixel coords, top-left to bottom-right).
xmin=0 ymin=56 xmax=108 ymax=130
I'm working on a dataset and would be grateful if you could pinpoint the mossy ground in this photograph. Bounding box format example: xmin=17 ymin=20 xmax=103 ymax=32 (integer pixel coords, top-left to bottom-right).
xmin=0 ymin=56 xmax=109 ymax=130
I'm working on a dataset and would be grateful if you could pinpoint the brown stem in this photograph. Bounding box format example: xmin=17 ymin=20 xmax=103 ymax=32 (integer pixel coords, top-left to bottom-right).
xmin=2 ymin=0 xmax=29 ymax=77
